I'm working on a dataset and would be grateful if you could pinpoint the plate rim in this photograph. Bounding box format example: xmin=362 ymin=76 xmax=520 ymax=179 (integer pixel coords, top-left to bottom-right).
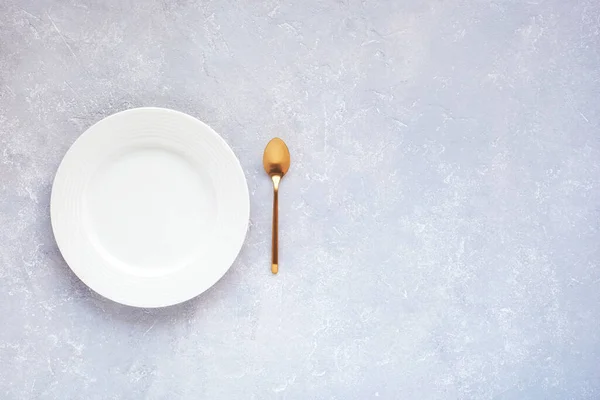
xmin=51 ymin=107 xmax=250 ymax=308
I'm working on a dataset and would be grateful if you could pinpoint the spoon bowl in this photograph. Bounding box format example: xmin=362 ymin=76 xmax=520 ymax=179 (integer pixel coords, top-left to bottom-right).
xmin=263 ymin=138 xmax=290 ymax=177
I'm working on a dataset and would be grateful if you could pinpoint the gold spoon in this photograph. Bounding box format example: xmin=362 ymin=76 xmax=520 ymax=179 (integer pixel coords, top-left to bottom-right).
xmin=263 ymin=138 xmax=291 ymax=274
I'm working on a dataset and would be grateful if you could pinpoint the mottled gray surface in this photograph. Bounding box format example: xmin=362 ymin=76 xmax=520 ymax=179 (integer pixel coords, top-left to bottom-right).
xmin=1 ymin=0 xmax=600 ymax=398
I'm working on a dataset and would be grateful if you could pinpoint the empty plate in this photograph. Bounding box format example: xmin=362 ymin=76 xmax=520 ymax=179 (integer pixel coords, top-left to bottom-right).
xmin=51 ymin=107 xmax=249 ymax=307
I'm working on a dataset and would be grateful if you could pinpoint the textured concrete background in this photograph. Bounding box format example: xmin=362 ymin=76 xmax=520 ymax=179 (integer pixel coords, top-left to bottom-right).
xmin=1 ymin=0 xmax=600 ymax=399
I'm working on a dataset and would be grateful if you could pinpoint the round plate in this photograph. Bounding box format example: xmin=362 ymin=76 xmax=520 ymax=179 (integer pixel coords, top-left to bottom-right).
xmin=51 ymin=107 xmax=249 ymax=307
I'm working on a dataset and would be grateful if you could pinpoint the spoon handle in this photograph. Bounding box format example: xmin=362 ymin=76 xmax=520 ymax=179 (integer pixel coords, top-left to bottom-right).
xmin=271 ymin=175 xmax=281 ymax=274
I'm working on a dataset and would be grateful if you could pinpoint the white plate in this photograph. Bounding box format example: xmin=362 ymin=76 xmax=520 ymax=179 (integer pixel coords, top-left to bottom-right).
xmin=51 ymin=107 xmax=249 ymax=307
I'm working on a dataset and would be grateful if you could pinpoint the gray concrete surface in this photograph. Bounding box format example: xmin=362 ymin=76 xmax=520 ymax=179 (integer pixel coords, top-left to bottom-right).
xmin=1 ymin=0 xmax=600 ymax=399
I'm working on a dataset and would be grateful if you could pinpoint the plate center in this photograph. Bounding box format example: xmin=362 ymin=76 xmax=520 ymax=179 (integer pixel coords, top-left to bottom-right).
xmin=84 ymin=147 xmax=217 ymax=275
